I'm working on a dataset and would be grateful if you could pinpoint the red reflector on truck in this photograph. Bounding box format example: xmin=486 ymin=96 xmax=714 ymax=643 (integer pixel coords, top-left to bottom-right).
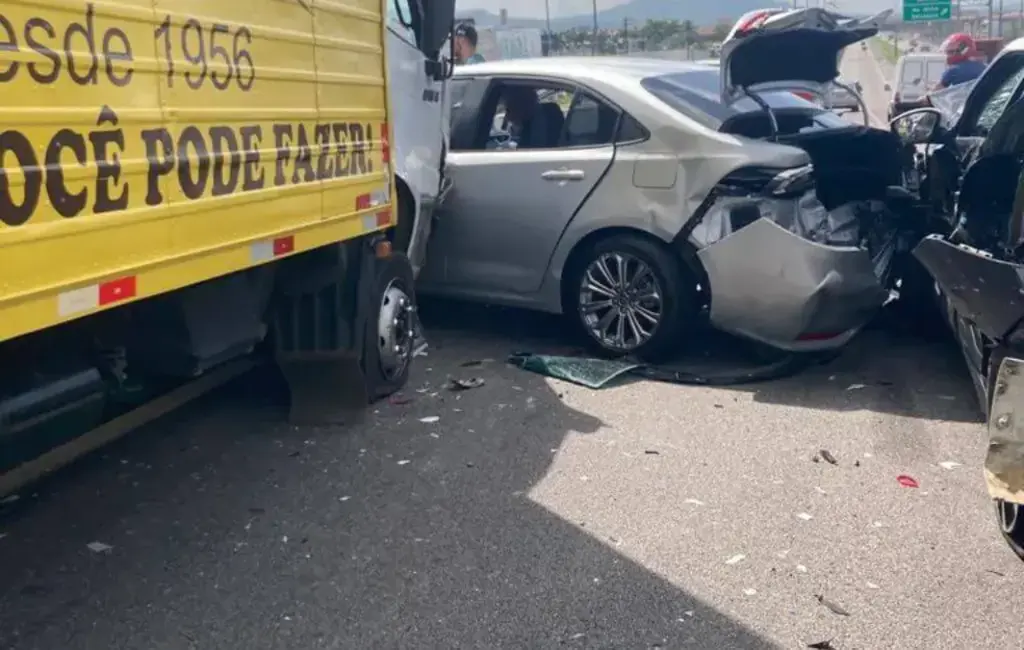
xmin=356 ymin=194 xmax=371 ymax=210
xmin=272 ymin=236 xmax=294 ymax=256
xmin=98 ymin=276 xmax=137 ymax=305
xmin=381 ymin=123 xmax=390 ymax=164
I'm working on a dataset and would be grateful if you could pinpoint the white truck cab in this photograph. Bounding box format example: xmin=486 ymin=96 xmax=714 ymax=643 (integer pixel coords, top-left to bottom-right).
xmin=385 ymin=0 xmax=454 ymax=276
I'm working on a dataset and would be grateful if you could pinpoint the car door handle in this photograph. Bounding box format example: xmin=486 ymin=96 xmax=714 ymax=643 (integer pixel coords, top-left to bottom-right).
xmin=542 ymin=169 xmax=584 ymax=181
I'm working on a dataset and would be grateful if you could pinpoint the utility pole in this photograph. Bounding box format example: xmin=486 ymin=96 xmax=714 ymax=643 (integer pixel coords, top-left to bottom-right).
xmin=623 ymin=17 xmax=629 ymax=54
xmin=592 ymin=0 xmax=599 ymax=55
xmin=999 ymin=0 xmax=1005 ymax=36
xmin=544 ymin=0 xmax=551 ymax=45
xmin=989 ymin=0 xmax=994 ymax=37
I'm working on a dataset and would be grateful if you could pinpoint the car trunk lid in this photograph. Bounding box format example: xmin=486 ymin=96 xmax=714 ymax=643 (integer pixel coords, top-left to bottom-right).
xmin=720 ymin=7 xmax=887 ymax=105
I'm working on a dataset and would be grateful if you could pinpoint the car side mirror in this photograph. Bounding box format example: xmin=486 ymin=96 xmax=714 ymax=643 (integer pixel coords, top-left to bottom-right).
xmin=890 ymin=107 xmax=944 ymax=145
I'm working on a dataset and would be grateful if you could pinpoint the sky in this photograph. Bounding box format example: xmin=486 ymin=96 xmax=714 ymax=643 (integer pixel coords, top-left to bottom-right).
xmin=456 ymin=0 xmax=900 ymax=19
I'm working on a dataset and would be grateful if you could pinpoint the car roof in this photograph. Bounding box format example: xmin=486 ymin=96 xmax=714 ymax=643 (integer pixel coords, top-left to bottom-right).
xmin=452 ymin=57 xmax=713 ymax=84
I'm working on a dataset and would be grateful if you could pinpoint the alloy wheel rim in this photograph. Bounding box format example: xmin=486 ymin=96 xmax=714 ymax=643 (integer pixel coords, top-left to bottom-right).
xmin=377 ymin=280 xmax=415 ymax=380
xmin=578 ymin=252 xmax=663 ymax=352
xmin=998 ymin=499 xmax=1020 ymax=535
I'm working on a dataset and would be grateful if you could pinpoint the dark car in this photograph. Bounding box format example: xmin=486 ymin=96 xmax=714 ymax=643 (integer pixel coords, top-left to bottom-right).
xmin=901 ymin=37 xmax=1024 ymax=560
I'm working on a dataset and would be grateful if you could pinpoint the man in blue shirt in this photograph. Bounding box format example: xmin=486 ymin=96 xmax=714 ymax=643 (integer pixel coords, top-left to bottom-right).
xmin=454 ymin=23 xmax=485 ymax=65
xmin=936 ymin=32 xmax=986 ymax=89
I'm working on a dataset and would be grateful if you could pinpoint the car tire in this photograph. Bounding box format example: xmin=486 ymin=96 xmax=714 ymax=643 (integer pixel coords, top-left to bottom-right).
xmin=996 ymin=499 xmax=1024 ymax=561
xmin=362 ymin=253 xmax=417 ymax=400
xmin=565 ymin=234 xmax=699 ymax=362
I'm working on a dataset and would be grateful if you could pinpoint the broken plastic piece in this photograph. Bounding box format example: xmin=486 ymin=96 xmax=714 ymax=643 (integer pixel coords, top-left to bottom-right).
xmin=448 ymin=377 xmax=484 ymax=391
xmin=897 ymin=475 xmax=919 ymax=488
xmin=815 ymin=594 xmax=850 ymax=616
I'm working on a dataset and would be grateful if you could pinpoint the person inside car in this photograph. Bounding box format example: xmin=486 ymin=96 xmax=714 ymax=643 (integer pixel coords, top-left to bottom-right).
xmin=501 ymin=86 xmax=563 ymax=149
xmin=936 ymin=32 xmax=986 ymax=89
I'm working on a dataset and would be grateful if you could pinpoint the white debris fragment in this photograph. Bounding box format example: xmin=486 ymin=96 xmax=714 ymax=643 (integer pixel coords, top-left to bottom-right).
xmin=419 ymin=416 xmax=439 ymax=423
xmin=413 ymin=342 xmax=428 ymax=357
xmin=684 ymin=498 xmax=705 ymax=506
xmin=866 ymin=581 xmax=880 ymax=589
xmin=939 ymin=461 xmax=961 ymax=470
xmin=777 ymin=549 xmax=790 ymax=559
xmin=846 ymin=383 xmax=866 ymax=390
xmin=570 ymin=632 xmax=585 ymax=640
xmin=864 ymin=452 xmax=874 ymax=458
xmin=397 ymin=460 xmax=411 ymax=465
xmin=815 ymin=487 xmax=827 ymax=495
xmin=796 ymin=512 xmax=814 ymax=521
xmin=339 ymin=496 xmax=351 ymax=502
xmin=725 ymin=554 xmax=746 ymax=565
xmin=743 ymin=588 xmax=757 ymax=596
xmin=0 ymin=494 xmax=20 ymax=505
xmin=0 ymin=533 xmax=7 ymax=540
xmin=429 ymin=433 xmax=440 ymax=439
xmin=684 ymin=610 xmax=694 ymax=617
xmin=87 ymin=541 xmax=113 ymax=553
xmin=828 ymin=375 xmax=836 ymax=381
xmin=796 ymin=565 xmax=808 ymax=573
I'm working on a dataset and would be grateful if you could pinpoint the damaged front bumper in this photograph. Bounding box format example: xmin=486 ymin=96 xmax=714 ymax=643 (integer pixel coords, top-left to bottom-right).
xmin=986 ymin=357 xmax=1024 ymax=507
xmin=690 ymin=168 xmax=895 ymax=351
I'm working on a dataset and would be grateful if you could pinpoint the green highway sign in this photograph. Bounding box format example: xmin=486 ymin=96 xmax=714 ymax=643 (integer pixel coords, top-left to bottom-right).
xmin=902 ymin=0 xmax=951 ymax=22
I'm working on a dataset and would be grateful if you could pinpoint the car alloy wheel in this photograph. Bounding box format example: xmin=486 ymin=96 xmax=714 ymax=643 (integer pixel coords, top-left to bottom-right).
xmin=996 ymin=498 xmax=1024 ymax=560
xmin=578 ymin=252 xmax=664 ymax=352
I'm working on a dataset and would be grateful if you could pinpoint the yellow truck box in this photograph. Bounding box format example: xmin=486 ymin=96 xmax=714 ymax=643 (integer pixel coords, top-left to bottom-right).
xmin=0 ymin=0 xmax=395 ymax=342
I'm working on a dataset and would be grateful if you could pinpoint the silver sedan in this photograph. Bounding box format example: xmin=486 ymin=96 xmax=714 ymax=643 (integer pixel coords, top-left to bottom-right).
xmin=421 ymin=9 xmax=904 ymax=360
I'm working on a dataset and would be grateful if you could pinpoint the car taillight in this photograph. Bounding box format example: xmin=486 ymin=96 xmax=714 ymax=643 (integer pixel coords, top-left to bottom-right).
xmin=690 ymin=165 xmax=843 ymax=248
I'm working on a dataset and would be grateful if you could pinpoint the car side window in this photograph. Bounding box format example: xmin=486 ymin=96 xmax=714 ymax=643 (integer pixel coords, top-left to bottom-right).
xmin=960 ymin=56 xmax=1024 ymax=137
xmin=974 ymin=66 xmax=1024 ymax=135
xmin=615 ymin=113 xmax=649 ymax=143
xmin=561 ymin=93 xmax=619 ymax=147
xmin=478 ymin=80 xmax=571 ymax=151
xmin=386 ymin=0 xmax=416 ymax=45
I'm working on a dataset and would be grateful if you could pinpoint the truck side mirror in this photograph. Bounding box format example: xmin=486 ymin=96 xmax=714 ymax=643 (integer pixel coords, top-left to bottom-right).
xmin=419 ymin=0 xmax=456 ymax=58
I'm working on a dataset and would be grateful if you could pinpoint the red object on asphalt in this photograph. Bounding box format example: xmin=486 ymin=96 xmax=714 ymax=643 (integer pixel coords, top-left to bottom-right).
xmin=897 ymin=475 xmax=919 ymax=488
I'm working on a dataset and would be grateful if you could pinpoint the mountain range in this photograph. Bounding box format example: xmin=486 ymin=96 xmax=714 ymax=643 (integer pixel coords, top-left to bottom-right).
xmin=456 ymin=0 xmax=787 ymax=30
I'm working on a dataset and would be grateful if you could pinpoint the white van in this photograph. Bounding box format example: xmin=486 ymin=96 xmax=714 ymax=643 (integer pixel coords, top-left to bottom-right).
xmin=886 ymin=53 xmax=947 ymax=120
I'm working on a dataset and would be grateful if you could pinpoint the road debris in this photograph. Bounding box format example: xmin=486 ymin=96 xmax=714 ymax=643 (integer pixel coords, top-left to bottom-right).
xmin=819 ymin=449 xmax=838 ymax=465
xmin=846 ymin=383 xmax=866 ymax=390
xmin=448 ymin=377 xmax=484 ymax=391
xmin=796 ymin=564 xmax=808 ymax=573
xmin=743 ymin=588 xmax=757 ymax=596
xmin=419 ymin=416 xmax=440 ymax=424
xmin=397 ymin=460 xmax=411 ymax=466
xmin=725 ymin=554 xmax=746 ymax=565
xmin=388 ymin=394 xmax=414 ymax=405
xmin=86 ymin=541 xmax=114 ymax=553
xmin=815 ymin=594 xmax=851 ymax=616
xmin=938 ymin=461 xmax=961 ymax=470
xmin=684 ymin=498 xmax=705 ymax=506
xmin=339 ymin=496 xmax=351 ymax=502
xmin=796 ymin=512 xmax=814 ymax=521
xmin=644 ymin=449 xmax=660 ymax=455
xmin=0 ymin=494 xmax=20 ymax=505
xmin=897 ymin=475 xmax=919 ymax=488
xmin=865 ymin=581 xmax=880 ymax=589
xmin=807 ymin=640 xmax=836 ymax=649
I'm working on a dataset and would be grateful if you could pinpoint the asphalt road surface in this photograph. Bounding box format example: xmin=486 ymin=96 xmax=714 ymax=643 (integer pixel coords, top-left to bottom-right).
xmin=3 ymin=50 xmax=1024 ymax=650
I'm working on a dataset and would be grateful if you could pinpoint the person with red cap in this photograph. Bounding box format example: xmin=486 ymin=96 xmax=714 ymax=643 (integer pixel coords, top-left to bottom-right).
xmin=936 ymin=32 xmax=986 ymax=89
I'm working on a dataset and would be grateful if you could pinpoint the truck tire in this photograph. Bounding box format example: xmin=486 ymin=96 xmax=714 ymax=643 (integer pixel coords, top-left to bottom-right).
xmin=362 ymin=252 xmax=417 ymax=400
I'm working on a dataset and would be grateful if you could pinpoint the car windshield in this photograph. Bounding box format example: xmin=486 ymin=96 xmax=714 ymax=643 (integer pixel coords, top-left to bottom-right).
xmin=640 ymin=69 xmax=848 ymax=128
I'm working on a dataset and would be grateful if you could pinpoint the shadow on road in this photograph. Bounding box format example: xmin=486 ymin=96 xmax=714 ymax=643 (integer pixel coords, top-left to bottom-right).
xmin=418 ymin=297 xmax=980 ymax=424
xmin=0 ymin=305 xmax=775 ymax=648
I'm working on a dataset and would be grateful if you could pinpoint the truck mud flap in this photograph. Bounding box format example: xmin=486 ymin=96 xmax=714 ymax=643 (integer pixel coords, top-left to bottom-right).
xmin=986 ymin=356 xmax=1024 ymax=506
xmin=912 ymin=235 xmax=1024 ymax=340
xmin=272 ymin=242 xmax=375 ymax=425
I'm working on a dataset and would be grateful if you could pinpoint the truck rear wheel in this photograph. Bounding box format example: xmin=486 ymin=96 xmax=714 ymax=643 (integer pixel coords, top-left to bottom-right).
xmin=362 ymin=253 xmax=417 ymax=400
